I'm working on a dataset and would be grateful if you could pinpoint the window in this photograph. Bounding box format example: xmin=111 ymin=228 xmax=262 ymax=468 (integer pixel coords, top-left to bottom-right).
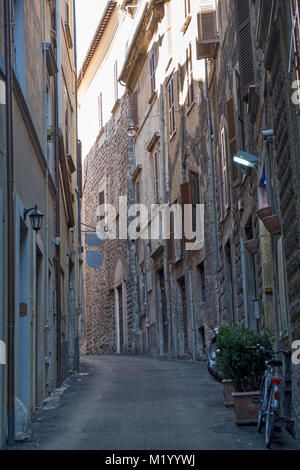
xmin=114 ymin=61 xmax=119 ymax=102
xmin=227 ymin=97 xmax=239 ymax=184
xmin=150 ymin=52 xmax=156 ymax=94
xmin=198 ymin=263 xmax=206 ymax=304
xmin=168 ymin=76 xmax=176 ymax=136
xmin=98 ymin=190 xmax=105 ymax=222
xmin=135 ymin=177 xmax=141 ymax=204
xmin=65 ymin=104 xmax=69 ymax=155
xmin=220 ymin=128 xmax=230 ymax=215
xmin=190 ymin=171 xmax=200 ymax=232
xmin=234 ymin=0 xmax=255 ymax=97
xmin=65 ymin=0 xmax=70 ymax=24
xmin=64 ymin=0 xmax=73 ymax=48
xmin=184 ymin=0 xmax=191 ymax=18
xmin=12 ymin=0 xmax=26 ymax=93
xmin=186 ymin=43 xmax=194 ymax=108
xmin=98 ymin=92 xmax=103 ymax=131
xmin=152 ymin=151 xmax=160 ymax=203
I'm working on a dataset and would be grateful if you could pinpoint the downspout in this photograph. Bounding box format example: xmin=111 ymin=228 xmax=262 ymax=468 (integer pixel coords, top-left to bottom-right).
xmin=160 ymin=85 xmax=173 ymax=357
xmin=5 ymin=0 xmax=15 ymax=446
xmin=204 ymin=59 xmax=221 ymax=324
xmin=54 ymin=0 xmax=61 ymax=386
xmin=73 ymin=0 xmax=83 ymax=358
xmin=42 ymin=0 xmax=49 ymax=394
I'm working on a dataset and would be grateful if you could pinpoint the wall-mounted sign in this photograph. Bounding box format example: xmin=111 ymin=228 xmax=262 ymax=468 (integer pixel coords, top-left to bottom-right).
xmin=86 ymin=251 xmax=104 ymax=269
xmin=85 ymin=234 xmax=104 ymax=247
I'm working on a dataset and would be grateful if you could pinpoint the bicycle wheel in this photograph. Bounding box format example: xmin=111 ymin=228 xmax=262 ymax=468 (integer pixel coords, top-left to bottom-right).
xmin=265 ymin=391 xmax=276 ymax=448
xmin=258 ymin=375 xmax=268 ymax=433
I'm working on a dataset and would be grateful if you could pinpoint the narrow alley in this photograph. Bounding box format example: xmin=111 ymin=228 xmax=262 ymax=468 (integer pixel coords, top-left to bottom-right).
xmin=8 ymin=356 xmax=298 ymax=451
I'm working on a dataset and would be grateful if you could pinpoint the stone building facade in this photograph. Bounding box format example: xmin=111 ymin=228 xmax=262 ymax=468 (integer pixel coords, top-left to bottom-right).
xmin=0 ymin=0 xmax=82 ymax=447
xmin=80 ymin=0 xmax=300 ymax=442
xmin=205 ymin=0 xmax=300 ymax=440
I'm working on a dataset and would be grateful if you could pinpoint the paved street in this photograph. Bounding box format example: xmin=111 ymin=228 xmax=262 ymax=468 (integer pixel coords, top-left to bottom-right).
xmin=9 ymin=356 xmax=299 ymax=450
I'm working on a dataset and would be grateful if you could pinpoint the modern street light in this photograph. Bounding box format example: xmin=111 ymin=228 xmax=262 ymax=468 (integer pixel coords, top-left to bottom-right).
xmin=24 ymin=205 xmax=44 ymax=232
xmin=233 ymin=151 xmax=260 ymax=169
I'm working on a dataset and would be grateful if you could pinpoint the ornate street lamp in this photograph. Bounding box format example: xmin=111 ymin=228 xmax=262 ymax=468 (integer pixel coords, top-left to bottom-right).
xmin=127 ymin=120 xmax=136 ymax=137
xmin=24 ymin=205 xmax=44 ymax=232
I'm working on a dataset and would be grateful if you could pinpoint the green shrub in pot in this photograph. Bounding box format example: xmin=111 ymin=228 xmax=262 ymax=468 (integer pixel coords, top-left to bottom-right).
xmin=216 ymin=324 xmax=274 ymax=393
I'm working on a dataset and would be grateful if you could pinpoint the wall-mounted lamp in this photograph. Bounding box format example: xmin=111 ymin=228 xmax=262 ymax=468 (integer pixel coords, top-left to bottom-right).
xmin=127 ymin=120 xmax=136 ymax=137
xmin=24 ymin=205 xmax=44 ymax=232
xmin=233 ymin=151 xmax=260 ymax=170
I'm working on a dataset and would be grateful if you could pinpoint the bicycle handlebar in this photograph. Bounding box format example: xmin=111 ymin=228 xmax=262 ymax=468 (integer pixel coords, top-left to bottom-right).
xmin=245 ymin=344 xmax=290 ymax=356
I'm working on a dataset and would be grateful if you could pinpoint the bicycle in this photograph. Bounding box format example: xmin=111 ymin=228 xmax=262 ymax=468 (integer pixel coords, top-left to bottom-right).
xmin=246 ymin=344 xmax=292 ymax=448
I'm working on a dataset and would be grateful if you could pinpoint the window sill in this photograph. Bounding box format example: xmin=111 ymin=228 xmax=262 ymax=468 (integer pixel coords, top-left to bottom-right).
xmin=111 ymin=99 xmax=121 ymax=115
xmin=169 ymin=129 xmax=176 ymax=142
xmin=181 ymin=15 xmax=191 ymax=34
xmin=148 ymin=90 xmax=157 ymax=105
xmin=186 ymin=101 xmax=196 ymax=116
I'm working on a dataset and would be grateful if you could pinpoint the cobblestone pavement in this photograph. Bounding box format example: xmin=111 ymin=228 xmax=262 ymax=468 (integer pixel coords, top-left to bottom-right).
xmin=8 ymin=355 xmax=300 ymax=450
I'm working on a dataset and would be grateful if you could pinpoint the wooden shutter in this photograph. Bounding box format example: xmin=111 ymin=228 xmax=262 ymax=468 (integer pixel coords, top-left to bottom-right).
xmin=235 ymin=0 xmax=255 ymax=97
xmin=227 ymin=97 xmax=239 ymax=184
xmin=190 ymin=171 xmax=199 ymax=233
xmin=131 ymin=91 xmax=139 ymax=130
xmin=196 ymin=0 xmax=219 ymax=60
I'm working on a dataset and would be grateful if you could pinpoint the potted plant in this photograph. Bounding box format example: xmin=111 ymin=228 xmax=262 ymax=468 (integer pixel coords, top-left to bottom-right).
xmin=216 ymin=324 xmax=274 ymax=425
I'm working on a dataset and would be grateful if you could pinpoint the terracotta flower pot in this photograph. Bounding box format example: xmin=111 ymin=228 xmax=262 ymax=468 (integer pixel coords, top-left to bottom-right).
xmin=232 ymin=391 xmax=260 ymax=426
xmin=256 ymin=206 xmax=272 ymax=221
xmin=262 ymin=215 xmax=281 ymax=235
xmin=244 ymin=239 xmax=258 ymax=254
xmin=222 ymin=379 xmax=235 ymax=408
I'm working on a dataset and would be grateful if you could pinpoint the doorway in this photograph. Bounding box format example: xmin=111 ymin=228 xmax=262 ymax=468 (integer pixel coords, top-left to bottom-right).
xmin=158 ymin=269 xmax=168 ymax=354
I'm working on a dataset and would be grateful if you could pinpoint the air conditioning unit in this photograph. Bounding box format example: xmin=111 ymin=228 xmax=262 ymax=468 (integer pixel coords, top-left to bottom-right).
xmin=196 ymin=0 xmax=219 ymax=60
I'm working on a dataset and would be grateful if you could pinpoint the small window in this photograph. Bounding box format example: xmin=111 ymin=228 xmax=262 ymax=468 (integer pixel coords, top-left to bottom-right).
xmin=186 ymin=43 xmax=194 ymax=108
xmin=190 ymin=171 xmax=199 ymax=233
xmin=152 ymin=151 xmax=160 ymax=204
xmin=150 ymin=51 xmax=156 ymax=94
xmin=98 ymin=190 xmax=105 ymax=222
xmin=168 ymin=76 xmax=176 ymax=136
xmin=220 ymin=127 xmax=230 ymax=215
xmin=135 ymin=177 xmax=141 ymax=205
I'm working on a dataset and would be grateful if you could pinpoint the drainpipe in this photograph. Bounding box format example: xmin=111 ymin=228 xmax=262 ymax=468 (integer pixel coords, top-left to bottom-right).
xmin=160 ymin=85 xmax=173 ymax=357
xmin=42 ymin=0 xmax=50 ymax=393
xmin=5 ymin=0 xmax=15 ymax=446
xmin=54 ymin=0 xmax=61 ymax=385
xmin=204 ymin=59 xmax=221 ymax=324
xmin=73 ymin=0 xmax=83 ymax=365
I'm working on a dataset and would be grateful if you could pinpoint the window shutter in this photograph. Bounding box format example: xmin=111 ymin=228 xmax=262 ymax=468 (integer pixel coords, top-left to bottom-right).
xmin=235 ymin=0 xmax=255 ymax=97
xmin=131 ymin=91 xmax=139 ymax=130
xmin=196 ymin=0 xmax=219 ymax=60
xmin=227 ymin=97 xmax=239 ymax=183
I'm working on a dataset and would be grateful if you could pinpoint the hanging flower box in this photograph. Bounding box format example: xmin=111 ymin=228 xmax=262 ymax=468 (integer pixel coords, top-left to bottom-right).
xmin=244 ymin=239 xmax=258 ymax=254
xmin=262 ymin=215 xmax=281 ymax=235
xmin=256 ymin=206 xmax=272 ymax=221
